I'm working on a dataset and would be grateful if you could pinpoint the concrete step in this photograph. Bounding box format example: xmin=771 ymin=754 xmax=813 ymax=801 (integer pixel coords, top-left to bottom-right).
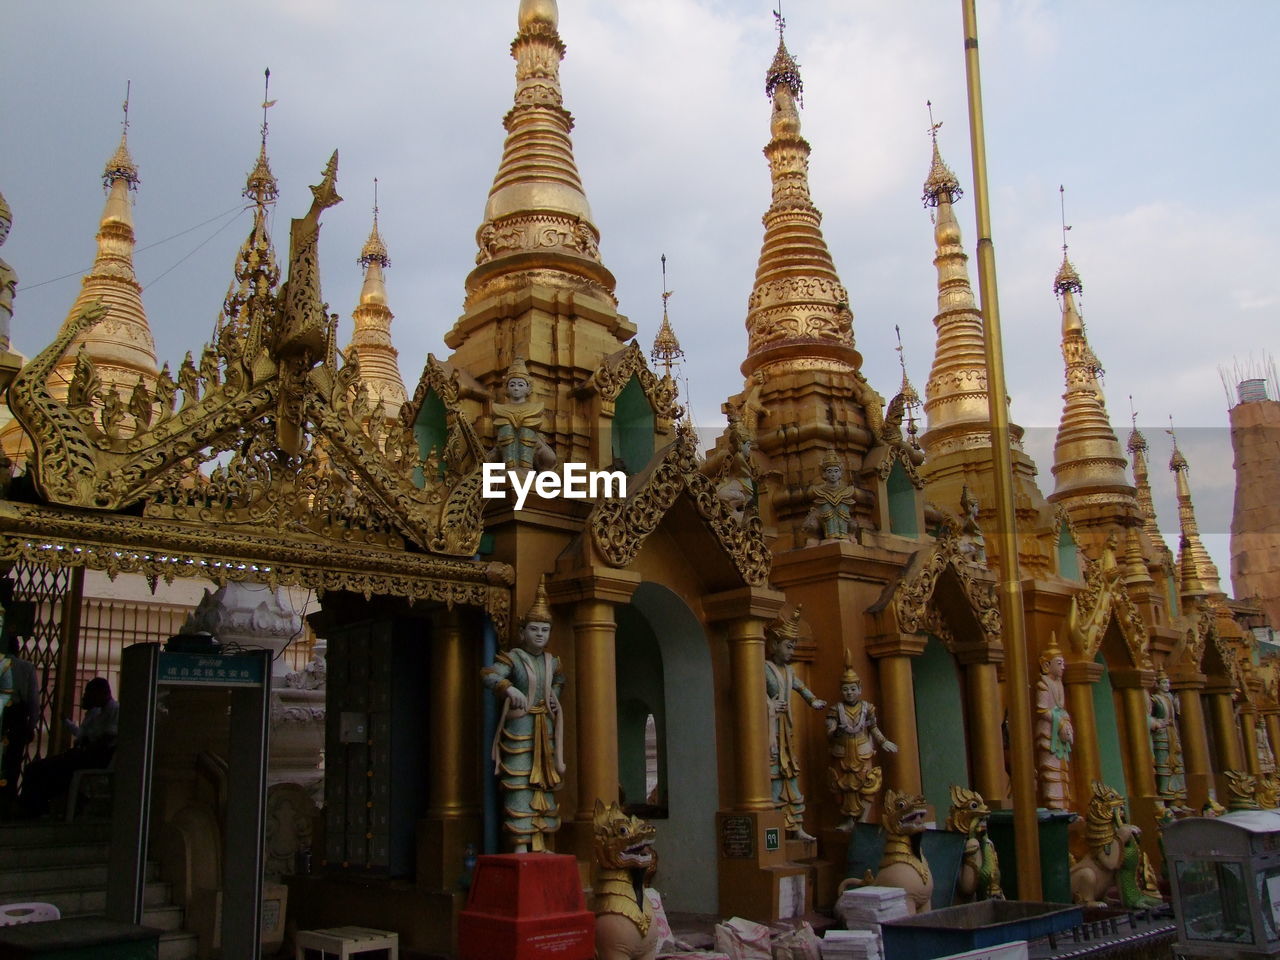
xmin=15 ymin=879 xmax=170 ymax=917
xmin=0 ymin=859 xmax=156 ymax=896
xmin=159 ymin=930 xmax=199 ymax=960
xmin=0 ymin=839 xmax=110 ymax=870
xmin=0 ymin=821 xmax=111 ymax=858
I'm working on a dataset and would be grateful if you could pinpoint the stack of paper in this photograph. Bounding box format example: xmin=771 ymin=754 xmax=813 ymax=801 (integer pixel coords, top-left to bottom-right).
xmin=819 ymin=929 xmax=881 ymax=960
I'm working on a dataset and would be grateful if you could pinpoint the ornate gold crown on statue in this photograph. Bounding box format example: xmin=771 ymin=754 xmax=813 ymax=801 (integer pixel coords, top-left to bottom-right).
xmin=820 ymin=449 xmax=841 ymax=470
xmin=768 ymin=604 xmax=803 ymax=643
xmin=841 ymin=647 xmax=861 ymax=686
xmin=506 ymin=356 xmax=531 ymax=382
xmin=522 ymin=573 xmax=553 ymax=627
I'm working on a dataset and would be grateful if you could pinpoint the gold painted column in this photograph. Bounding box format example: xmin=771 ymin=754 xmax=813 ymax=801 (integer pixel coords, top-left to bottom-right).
xmin=571 ymin=597 xmax=621 ymax=819
xmin=1111 ymin=668 xmax=1158 ymax=800
xmin=1063 ymin=660 xmax=1104 ymax=806
xmin=1205 ymin=680 xmax=1245 ymax=773
xmin=1171 ymin=672 xmax=1212 ymax=810
xmin=1267 ymin=713 xmax=1280 ymax=768
xmin=1240 ymin=704 xmax=1260 ymax=776
xmin=546 ymin=567 xmax=640 ymax=861
xmin=866 ymin=633 xmax=926 ymax=798
xmin=725 ymin=615 xmax=776 ymax=812
xmin=961 ymin=655 xmax=1006 ymax=804
xmin=419 ymin=606 xmax=480 ymax=892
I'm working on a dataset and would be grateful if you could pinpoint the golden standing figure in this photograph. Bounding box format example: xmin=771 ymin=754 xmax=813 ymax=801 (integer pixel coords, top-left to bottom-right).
xmin=826 ymin=649 xmax=897 ymax=830
xmin=491 ymin=356 xmax=556 ymax=473
xmin=765 ymin=606 xmax=826 ymax=841
xmin=803 ymin=450 xmax=860 ymax=544
xmin=1148 ymin=670 xmax=1188 ymax=811
xmin=1035 ymin=633 xmax=1074 ymax=811
xmin=482 ymin=575 xmax=565 ymax=852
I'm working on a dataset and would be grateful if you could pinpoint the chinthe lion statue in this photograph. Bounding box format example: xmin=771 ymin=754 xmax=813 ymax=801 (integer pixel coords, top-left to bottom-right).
xmin=873 ymin=787 xmax=933 ymax=914
xmin=592 ymin=799 xmax=659 ymax=960
xmin=946 ymin=785 xmax=1003 ymax=902
xmin=1069 ymin=781 xmax=1161 ymax=909
xmin=1226 ymin=770 xmax=1263 ymax=811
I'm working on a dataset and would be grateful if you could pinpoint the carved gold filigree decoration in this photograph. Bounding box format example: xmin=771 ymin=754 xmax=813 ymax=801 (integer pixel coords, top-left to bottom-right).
xmin=1065 ymin=538 xmax=1152 ymax=668
xmin=5 ymin=157 xmax=487 ymax=559
xmin=579 ymin=341 xmax=681 ymax=423
xmin=893 ymin=524 xmax=1001 ymax=648
xmin=588 ymin=423 xmax=770 ymax=586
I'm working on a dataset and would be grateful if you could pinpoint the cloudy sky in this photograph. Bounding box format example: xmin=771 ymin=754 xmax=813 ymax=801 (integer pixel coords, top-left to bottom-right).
xmin=4 ymin=1 xmax=1276 ymax=587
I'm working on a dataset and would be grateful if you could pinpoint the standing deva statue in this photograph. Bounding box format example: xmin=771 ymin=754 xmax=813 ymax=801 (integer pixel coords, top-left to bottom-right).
xmin=0 ymin=190 xmax=17 ymax=351
xmin=482 ymin=575 xmax=565 ymax=852
xmin=1035 ymin=633 xmax=1074 ymax=811
xmin=765 ymin=606 xmax=826 ymax=841
xmin=491 ymin=356 xmax=556 ymax=473
xmin=1148 ymin=670 xmax=1188 ymax=813
xmin=804 ymin=450 xmax=861 ymax=545
xmin=826 ymin=648 xmax=897 ymax=830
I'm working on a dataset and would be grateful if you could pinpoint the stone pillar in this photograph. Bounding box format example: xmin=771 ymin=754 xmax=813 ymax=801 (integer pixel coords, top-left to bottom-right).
xmin=1063 ymin=660 xmax=1104 ymax=807
xmin=867 ymin=634 xmax=926 ymax=798
xmin=962 ymin=656 xmax=1006 ymax=805
xmin=1171 ymin=672 xmax=1212 ymax=810
xmin=1266 ymin=713 xmax=1280 ymax=769
xmin=419 ymin=607 xmax=480 ymax=892
xmin=546 ymin=568 xmax=640 ymax=861
xmin=1111 ymin=668 xmax=1158 ymax=800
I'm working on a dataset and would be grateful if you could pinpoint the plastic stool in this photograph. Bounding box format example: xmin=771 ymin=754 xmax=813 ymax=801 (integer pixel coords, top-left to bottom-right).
xmin=296 ymin=925 xmax=399 ymax=960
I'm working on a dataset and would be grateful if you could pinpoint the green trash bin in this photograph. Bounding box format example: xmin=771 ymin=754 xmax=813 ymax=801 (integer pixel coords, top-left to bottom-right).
xmin=988 ymin=808 xmax=1076 ymax=902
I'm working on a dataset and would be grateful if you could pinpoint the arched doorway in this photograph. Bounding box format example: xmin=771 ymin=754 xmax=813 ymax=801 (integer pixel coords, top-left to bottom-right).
xmin=618 ymin=582 xmax=718 ymax=913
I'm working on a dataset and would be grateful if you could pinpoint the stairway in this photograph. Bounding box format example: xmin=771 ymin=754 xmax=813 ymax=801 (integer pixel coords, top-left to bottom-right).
xmin=0 ymin=820 xmax=199 ymax=959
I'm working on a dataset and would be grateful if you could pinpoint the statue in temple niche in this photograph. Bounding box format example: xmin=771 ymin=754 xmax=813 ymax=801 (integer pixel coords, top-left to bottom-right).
xmin=711 ymin=406 xmax=759 ymax=525
xmin=765 ymin=606 xmax=826 ymax=841
xmin=827 ymin=648 xmax=897 ymax=830
xmin=490 ymin=356 xmax=556 ymax=473
xmin=0 ymin=190 xmax=16 ymax=351
xmin=1035 ymin=633 xmax=1074 ymax=811
xmin=1148 ymin=671 xmax=1188 ymax=812
xmin=481 ymin=575 xmax=565 ymax=852
xmin=957 ymin=485 xmax=986 ymax=565
xmin=1259 ymin=718 xmax=1277 ymax=778
xmin=803 ymin=451 xmax=860 ymax=545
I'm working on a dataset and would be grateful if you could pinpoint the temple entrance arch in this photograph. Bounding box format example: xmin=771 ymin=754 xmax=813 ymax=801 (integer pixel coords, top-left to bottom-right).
xmin=618 ymin=581 xmax=718 ymax=914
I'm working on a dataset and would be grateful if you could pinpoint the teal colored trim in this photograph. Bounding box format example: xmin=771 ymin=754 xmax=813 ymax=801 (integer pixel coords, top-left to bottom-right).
xmin=612 ymin=376 xmax=655 ymax=475
xmin=615 ymin=604 xmax=667 ymax=809
xmin=1093 ymin=654 xmax=1128 ymax=794
xmin=887 ymin=460 xmax=919 ymax=537
xmin=412 ymin=389 xmax=447 ymax=486
xmin=1058 ymin=521 xmax=1081 ymax=580
xmin=913 ymin=636 xmax=969 ymax=819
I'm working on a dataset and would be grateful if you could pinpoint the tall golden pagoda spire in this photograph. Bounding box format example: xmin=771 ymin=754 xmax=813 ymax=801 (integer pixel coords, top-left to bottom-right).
xmin=741 ymin=11 xmax=857 ymax=379
xmin=1126 ymin=404 xmax=1168 ymax=556
xmin=919 ymin=116 xmax=990 ymax=457
xmin=442 ymin=0 xmax=635 ymax=469
xmin=216 ymin=70 xmax=281 ymax=354
xmin=1168 ymin=424 xmax=1223 ymax=597
xmin=463 ymin=0 xmax=613 ymax=298
xmin=348 ymin=180 xmax=407 ymax=421
xmin=650 ymin=254 xmax=684 ymax=379
xmin=1046 ymin=201 xmax=1136 ymax=541
xmin=52 ymin=84 xmax=159 ymax=400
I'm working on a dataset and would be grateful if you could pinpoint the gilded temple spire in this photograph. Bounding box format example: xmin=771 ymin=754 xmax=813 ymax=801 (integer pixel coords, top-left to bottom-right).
xmin=216 ymin=70 xmax=280 ymax=352
xmin=1168 ymin=423 xmax=1223 ymax=596
xmin=1127 ymin=404 xmax=1169 ymax=556
xmin=1047 ymin=204 xmax=1135 ymax=527
xmin=920 ymin=114 xmax=992 ymax=457
xmin=51 ymin=86 xmax=159 ymax=401
xmin=348 ymin=179 xmax=407 ymax=421
xmin=650 ymin=254 xmax=684 ymax=379
xmin=742 ymin=9 xmax=857 ymax=379
xmin=468 ymin=0 xmax=608 ymax=288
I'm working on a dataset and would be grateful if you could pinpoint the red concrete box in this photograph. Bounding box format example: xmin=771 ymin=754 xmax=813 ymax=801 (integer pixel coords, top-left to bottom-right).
xmin=457 ymin=854 xmax=594 ymax=960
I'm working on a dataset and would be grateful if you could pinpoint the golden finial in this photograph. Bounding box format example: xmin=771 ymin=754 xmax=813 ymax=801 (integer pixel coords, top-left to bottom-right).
xmin=103 ymin=80 xmax=140 ymax=192
xmin=1127 ymin=396 xmax=1147 ymax=453
xmin=358 ymin=178 xmax=390 ymax=268
xmin=1167 ymin=417 xmax=1188 ymax=471
xmin=522 ymin=574 xmax=554 ymax=626
xmin=765 ymin=5 xmax=803 ymax=104
xmin=244 ymin=68 xmax=279 ymax=205
xmin=922 ymin=100 xmax=961 ymax=206
xmin=895 ymin=324 xmax=922 ymax=447
xmin=518 ymin=0 xmax=558 ymax=32
xmin=650 ymin=253 xmax=684 ymax=377
xmin=1053 ymin=185 xmax=1082 ymax=296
